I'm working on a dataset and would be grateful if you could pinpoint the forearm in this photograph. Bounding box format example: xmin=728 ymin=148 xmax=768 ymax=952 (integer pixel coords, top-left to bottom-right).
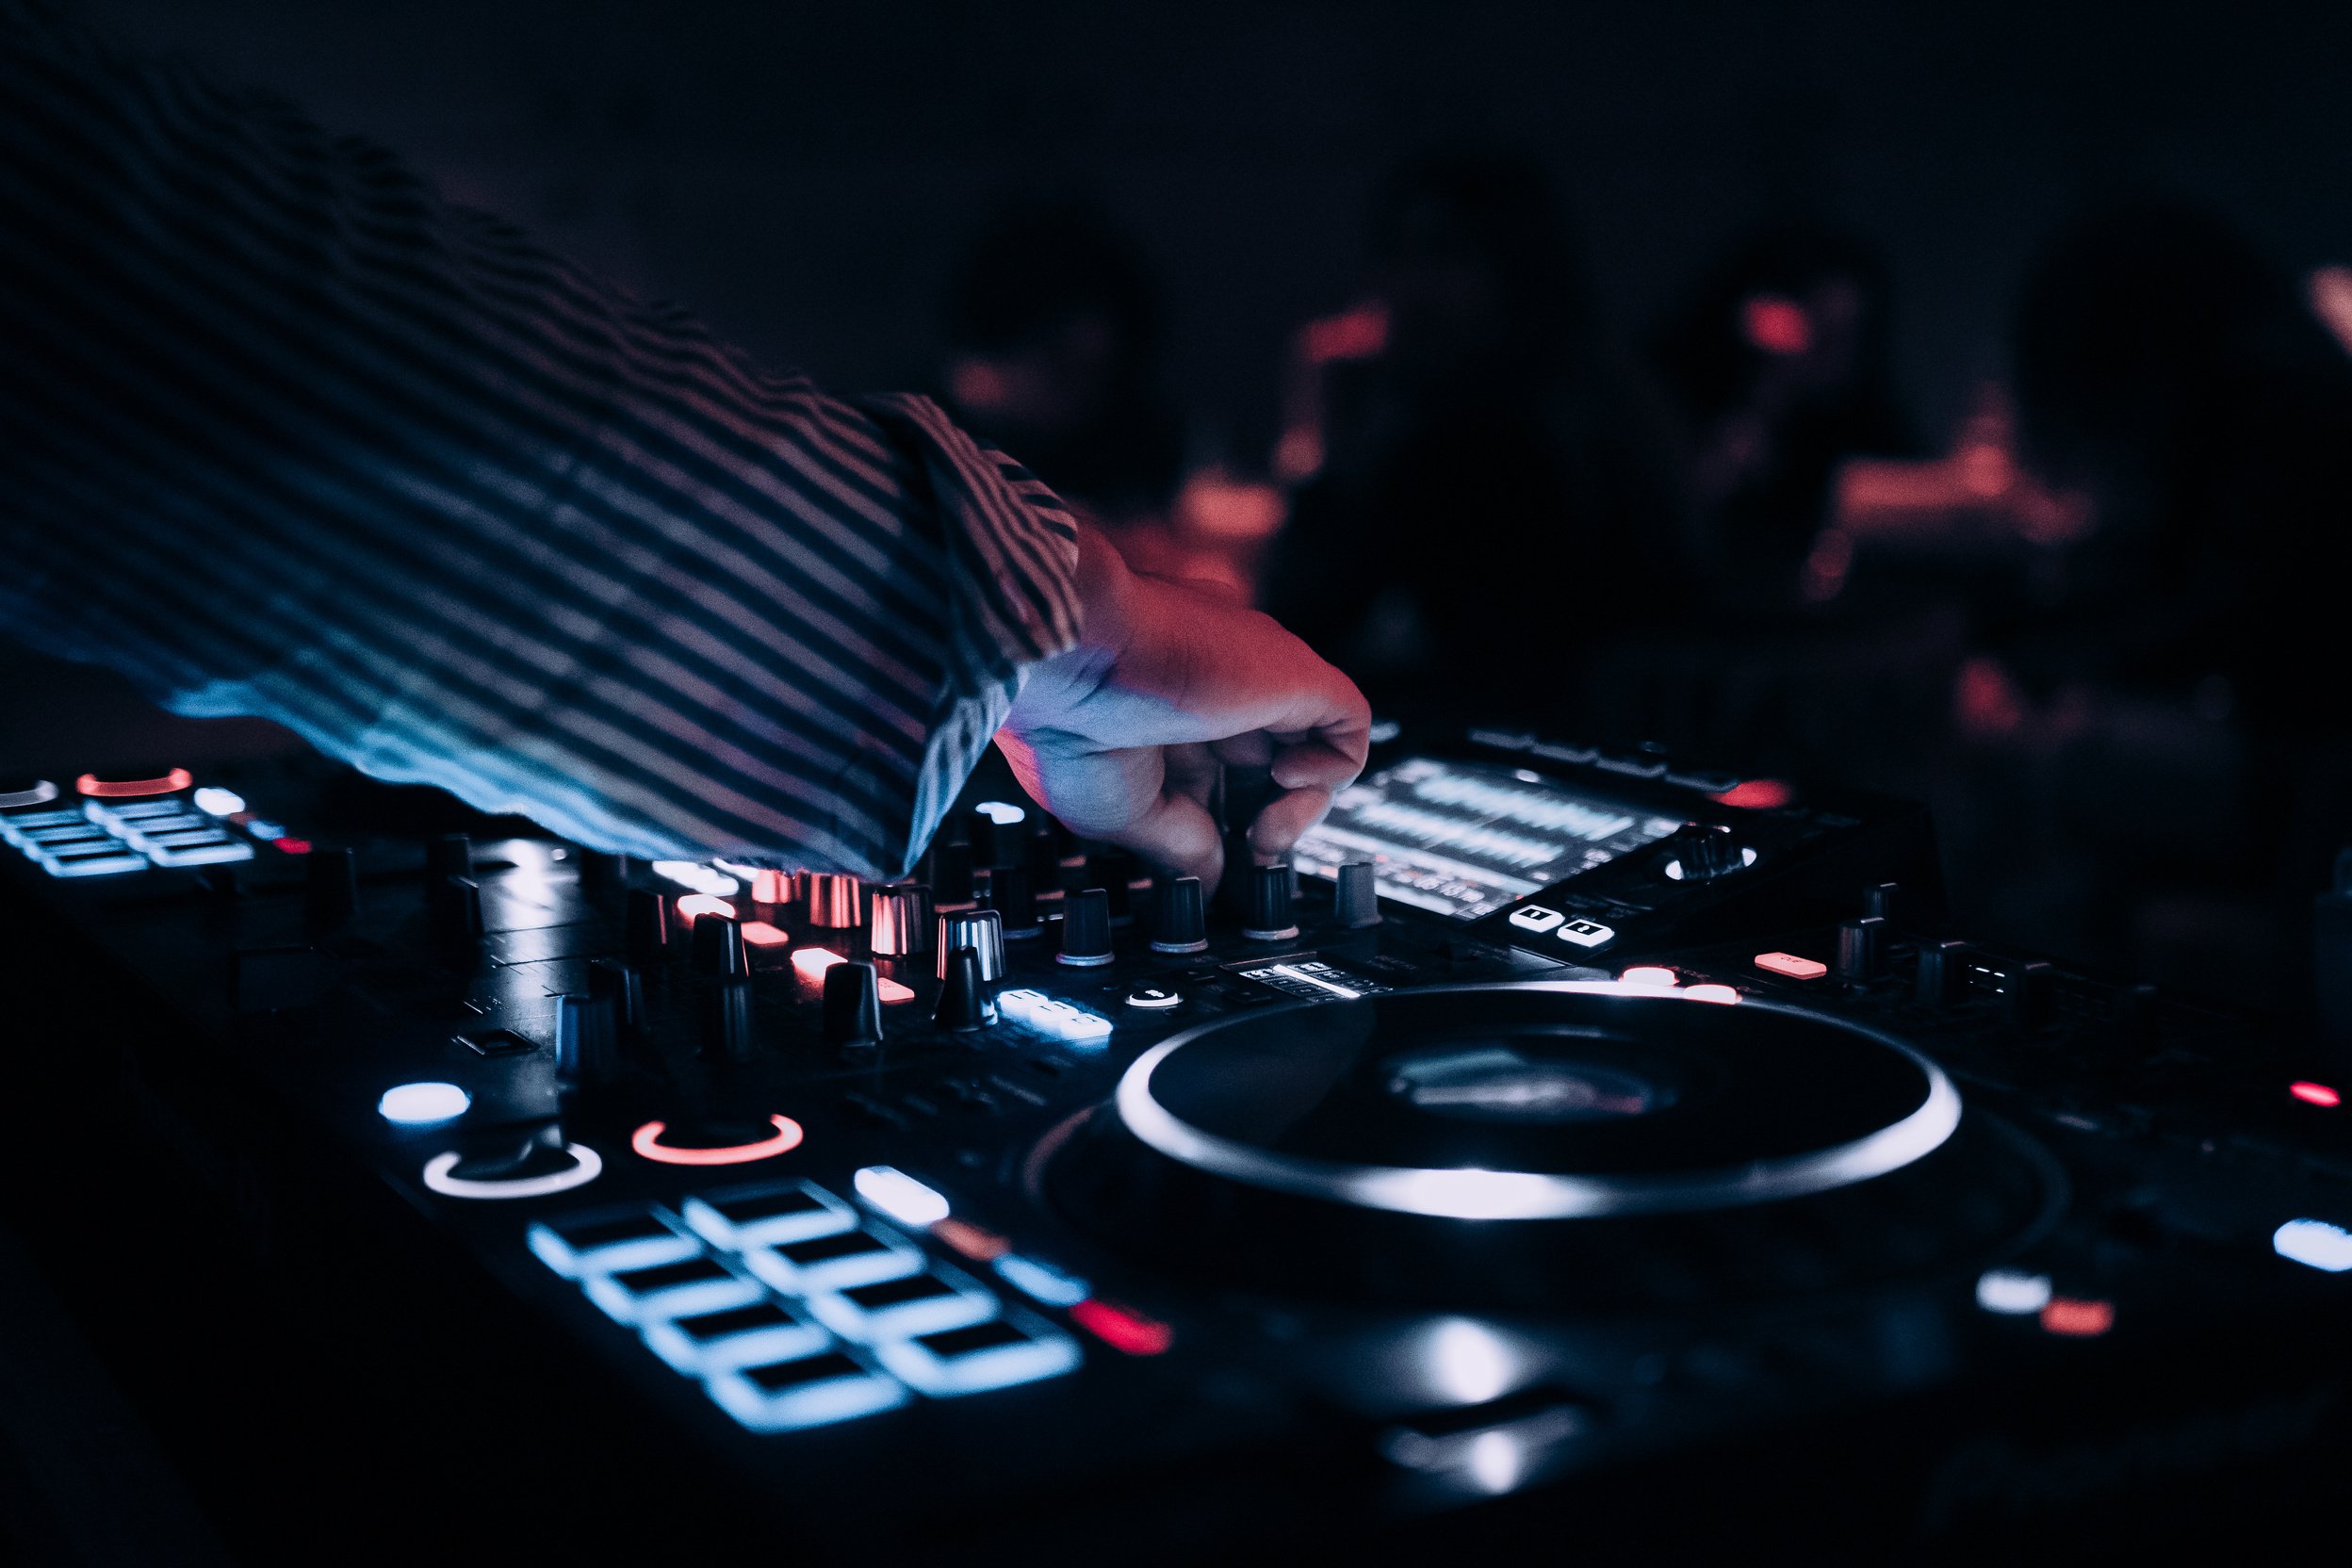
xmin=0 ymin=2 xmax=1076 ymax=876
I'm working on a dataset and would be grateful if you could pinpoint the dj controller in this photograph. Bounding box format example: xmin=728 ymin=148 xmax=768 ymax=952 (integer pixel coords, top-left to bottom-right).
xmin=4 ymin=727 xmax=2350 ymax=1560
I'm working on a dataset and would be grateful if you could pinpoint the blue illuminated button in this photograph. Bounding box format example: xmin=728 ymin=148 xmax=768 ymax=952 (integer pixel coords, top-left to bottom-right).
xmin=1974 ymin=1268 xmax=2053 ymax=1315
xmin=874 ymin=1314 xmax=1082 ymax=1397
xmin=2274 ymin=1218 xmax=2352 ymax=1273
xmin=704 ymin=1348 xmax=909 ymax=1433
xmin=643 ymin=1298 xmax=827 ymax=1376
xmin=806 ymin=1267 xmax=998 ymax=1344
xmin=378 ymin=1082 xmax=470 ymax=1125
xmin=993 ymin=1253 xmax=1091 ymax=1308
xmin=681 ymin=1181 xmax=858 ymax=1251
xmin=744 ymin=1227 xmax=923 ymax=1297
xmin=40 ymin=846 xmax=148 ymax=877
xmin=582 ymin=1253 xmax=761 ymax=1326
xmin=527 ymin=1207 xmax=698 ymax=1280
xmin=853 ymin=1166 xmax=951 ymax=1227
xmin=996 ymin=988 xmax=1050 ymax=1025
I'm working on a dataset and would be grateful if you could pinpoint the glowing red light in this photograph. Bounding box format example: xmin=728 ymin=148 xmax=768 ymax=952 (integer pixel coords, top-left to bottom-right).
xmin=273 ymin=837 xmax=313 ymax=855
xmin=1755 ymin=951 xmax=1827 ymax=980
xmin=749 ymin=869 xmax=792 ymax=904
xmin=2291 ymin=1081 xmax=2342 ymax=1108
xmin=792 ymin=947 xmax=844 ymax=980
xmin=75 ymin=768 xmax=193 ymax=799
xmin=1741 ymin=294 xmax=1813 ymax=356
xmin=739 ymin=920 xmax=791 ymax=948
xmin=1300 ymin=304 xmax=1389 ymax=364
xmin=1070 ymin=1298 xmax=1172 ymax=1356
xmin=1683 ymin=984 xmax=1740 ymax=1004
xmin=876 ymin=974 xmax=916 ymax=1004
xmin=1713 ymin=779 xmax=1793 ymax=810
xmin=1620 ymin=966 xmax=1678 ymax=988
xmin=2038 ymin=1298 xmax=2115 ymax=1338
xmin=630 ymin=1115 xmax=803 ymax=1167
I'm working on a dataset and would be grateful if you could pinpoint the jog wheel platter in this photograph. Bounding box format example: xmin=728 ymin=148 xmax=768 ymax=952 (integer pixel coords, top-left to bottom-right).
xmin=1051 ymin=984 xmax=2059 ymax=1312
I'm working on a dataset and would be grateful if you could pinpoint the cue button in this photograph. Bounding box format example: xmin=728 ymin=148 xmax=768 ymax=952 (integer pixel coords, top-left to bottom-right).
xmin=1125 ymin=986 xmax=1183 ymax=1010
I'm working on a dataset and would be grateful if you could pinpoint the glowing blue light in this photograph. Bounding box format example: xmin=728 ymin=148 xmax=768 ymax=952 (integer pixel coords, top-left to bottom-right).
xmin=874 ymin=1314 xmax=1082 ymax=1397
xmin=191 ymin=787 xmax=246 ymax=816
xmin=1975 ymin=1268 xmax=2054 ymax=1315
xmin=704 ymin=1355 xmax=910 ymax=1433
xmin=242 ymin=818 xmax=287 ymax=840
xmin=974 ymin=801 xmax=1027 ymax=825
xmin=993 ymin=1253 xmax=1090 ymax=1308
xmin=853 ymin=1166 xmax=951 ymax=1227
xmin=378 ymin=1081 xmax=470 ymax=1125
xmin=2274 ymin=1218 xmax=2352 ymax=1273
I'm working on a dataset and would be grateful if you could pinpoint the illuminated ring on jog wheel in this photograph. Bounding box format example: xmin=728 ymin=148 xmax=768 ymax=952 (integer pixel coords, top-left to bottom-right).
xmin=422 ymin=1144 xmax=603 ymax=1200
xmin=631 ymin=1115 xmax=804 ymax=1167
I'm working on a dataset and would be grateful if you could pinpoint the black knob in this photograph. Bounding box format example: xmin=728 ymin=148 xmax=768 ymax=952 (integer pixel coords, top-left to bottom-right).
xmin=1835 ymin=916 xmax=1885 ymax=981
xmin=822 ymin=960 xmax=884 ymax=1052
xmin=1058 ymin=887 xmax=1115 ymax=967
xmin=934 ymin=944 xmax=994 ymax=1032
xmin=1672 ymin=824 xmax=1743 ymax=881
xmin=429 ymin=874 xmax=483 ymax=948
xmin=1244 ymin=864 xmax=1298 ymax=941
xmin=425 ymin=833 xmax=473 ymax=885
xmin=305 ymin=846 xmax=359 ymax=929
xmin=589 ymin=957 xmax=645 ymax=1034
xmin=1863 ymin=882 xmax=1900 ymax=923
xmin=1916 ymin=939 xmax=1968 ymax=1007
xmin=1152 ymin=875 xmax=1208 ymax=955
xmin=701 ymin=978 xmax=755 ymax=1061
xmin=1335 ymin=861 xmax=1382 ymax=928
xmin=692 ymin=912 xmax=748 ymax=978
xmin=625 ymin=889 xmax=671 ymax=966
xmin=2004 ymin=961 xmax=2057 ymax=1031
xmin=580 ymin=850 xmax=631 ymax=904
xmin=969 ymin=808 xmax=1022 ymax=870
xmin=555 ymin=991 xmax=620 ymax=1086
xmin=988 ymin=863 xmax=1041 ymax=939
xmin=928 ymin=839 xmax=976 ymax=908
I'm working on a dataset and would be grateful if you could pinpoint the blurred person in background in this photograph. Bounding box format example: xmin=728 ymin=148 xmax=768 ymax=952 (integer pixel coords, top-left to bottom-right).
xmin=938 ymin=198 xmax=1277 ymax=601
xmin=1260 ymin=148 xmax=1678 ymax=724
xmin=1649 ymin=222 xmax=1919 ymax=604
xmin=1938 ymin=202 xmax=2352 ymax=992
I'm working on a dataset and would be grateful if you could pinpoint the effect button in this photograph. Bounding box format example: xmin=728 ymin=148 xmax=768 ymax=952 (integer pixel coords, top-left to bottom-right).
xmin=1125 ymin=985 xmax=1183 ymax=1010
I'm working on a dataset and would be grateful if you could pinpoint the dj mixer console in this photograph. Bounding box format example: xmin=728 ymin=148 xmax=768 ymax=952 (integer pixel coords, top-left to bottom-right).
xmin=3 ymin=730 xmax=2350 ymax=1560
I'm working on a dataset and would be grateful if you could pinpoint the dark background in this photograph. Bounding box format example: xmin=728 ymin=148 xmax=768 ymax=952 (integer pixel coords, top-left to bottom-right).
xmin=74 ymin=0 xmax=2352 ymax=454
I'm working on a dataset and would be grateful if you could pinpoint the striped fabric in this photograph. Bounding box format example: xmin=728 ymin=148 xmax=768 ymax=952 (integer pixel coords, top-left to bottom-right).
xmin=0 ymin=1 xmax=1079 ymax=879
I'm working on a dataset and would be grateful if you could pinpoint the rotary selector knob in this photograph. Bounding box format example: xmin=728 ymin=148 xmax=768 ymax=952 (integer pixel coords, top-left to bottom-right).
xmin=625 ymin=888 xmax=671 ymax=966
xmin=869 ymin=883 xmax=933 ymax=956
xmin=1334 ymin=861 xmax=1382 ymax=928
xmin=1152 ymin=875 xmax=1208 ymax=955
xmin=988 ymin=863 xmax=1042 ymax=939
xmin=1836 ymin=916 xmax=1886 ymax=982
xmin=804 ymin=874 xmax=863 ymax=929
xmin=934 ymin=945 xmax=994 ymax=1032
xmin=1244 ymin=864 xmax=1298 ymax=942
xmin=1058 ymin=887 xmax=1115 ymax=967
xmin=823 ymin=960 xmax=885 ymax=1051
xmin=692 ymin=912 xmax=748 ymax=978
xmin=1668 ymin=824 xmax=1745 ymax=882
xmin=936 ymin=909 xmax=1006 ymax=984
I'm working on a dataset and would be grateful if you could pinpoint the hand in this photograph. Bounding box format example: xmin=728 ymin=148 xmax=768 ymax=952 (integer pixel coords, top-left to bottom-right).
xmin=1001 ymin=525 xmax=1370 ymax=891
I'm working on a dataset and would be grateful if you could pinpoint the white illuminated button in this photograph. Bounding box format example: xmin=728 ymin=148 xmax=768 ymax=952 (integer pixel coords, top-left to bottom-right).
xmin=853 ymin=1165 xmax=951 ymax=1227
xmin=973 ymin=801 xmax=1027 ymax=825
xmin=1618 ymin=966 xmax=1678 ymax=988
xmin=379 ymin=1082 xmax=470 ymax=1125
xmin=191 ymin=787 xmax=246 ymax=816
xmin=1508 ymin=906 xmax=1565 ymax=934
xmin=1974 ymin=1268 xmax=2054 ymax=1315
xmin=1057 ymin=1010 xmax=1113 ymax=1045
xmin=1126 ymin=986 xmax=1183 ymax=1010
xmin=1557 ymin=919 xmax=1615 ymax=949
xmin=2274 ymin=1218 xmax=2352 ymax=1273
xmin=996 ymin=988 xmax=1050 ymax=1025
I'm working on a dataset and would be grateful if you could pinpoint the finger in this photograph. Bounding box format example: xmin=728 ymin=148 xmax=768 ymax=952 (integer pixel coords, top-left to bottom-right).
xmin=1107 ymin=786 xmax=1224 ymax=890
xmin=1245 ymin=785 xmax=1337 ymax=861
xmin=1266 ymin=730 xmax=1366 ymax=792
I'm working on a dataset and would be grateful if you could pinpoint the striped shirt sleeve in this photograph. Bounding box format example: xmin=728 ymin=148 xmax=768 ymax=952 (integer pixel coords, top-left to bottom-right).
xmin=0 ymin=0 xmax=1079 ymax=880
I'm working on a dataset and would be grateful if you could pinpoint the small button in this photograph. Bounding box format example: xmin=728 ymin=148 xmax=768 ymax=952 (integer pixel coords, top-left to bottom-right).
xmin=1126 ymin=986 xmax=1183 ymax=1010
xmin=1557 ymin=919 xmax=1616 ymax=950
xmin=1508 ymin=906 xmax=1565 ymax=933
xmin=1755 ymin=951 xmax=1828 ymax=980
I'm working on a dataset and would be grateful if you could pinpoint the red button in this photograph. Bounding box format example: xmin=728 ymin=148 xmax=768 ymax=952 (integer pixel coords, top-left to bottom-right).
xmin=1070 ymin=1298 xmax=1172 ymax=1356
xmin=1755 ymin=952 xmax=1828 ymax=980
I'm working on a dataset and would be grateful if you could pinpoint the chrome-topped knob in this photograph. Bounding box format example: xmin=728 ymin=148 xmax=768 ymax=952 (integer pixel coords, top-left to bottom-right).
xmin=869 ymin=883 xmax=933 ymax=956
xmin=936 ymin=908 xmax=1005 ymax=983
xmin=805 ymin=873 xmax=863 ymax=929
